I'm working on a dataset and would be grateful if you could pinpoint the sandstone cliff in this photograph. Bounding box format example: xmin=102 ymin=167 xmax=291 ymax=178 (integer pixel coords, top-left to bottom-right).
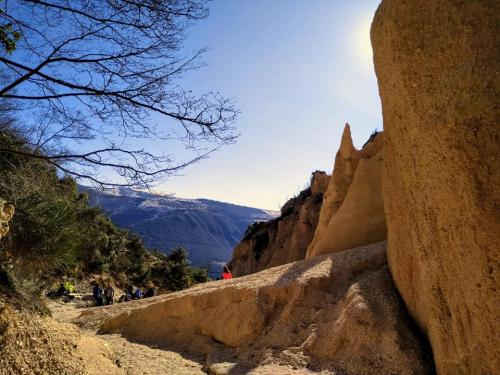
xmin=78 ymin=242 xmax=433 ymax=375
xmin=231 ymin=125 xmax=388 ymax=275
xmin=229 ymin=171 xmax=329 ymax=276
xmin=306 ymin=124 xmax=386 ymax=257
xmin=372 ymin=1 xmax=500 ymax=374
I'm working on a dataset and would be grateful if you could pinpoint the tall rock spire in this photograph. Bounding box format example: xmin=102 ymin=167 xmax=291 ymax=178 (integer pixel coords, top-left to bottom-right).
xmin=307 ymin=123 xmax=385 ymax=257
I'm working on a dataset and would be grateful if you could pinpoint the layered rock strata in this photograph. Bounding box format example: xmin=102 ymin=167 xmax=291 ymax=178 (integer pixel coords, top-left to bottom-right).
xmin=372 ymin=1 xmax=500 ymax=374
xmin=230 ymin=171 xmax=329 ymax=276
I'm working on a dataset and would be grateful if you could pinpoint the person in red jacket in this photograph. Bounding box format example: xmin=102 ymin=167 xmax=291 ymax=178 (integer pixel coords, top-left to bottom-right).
xmin=222 ymin=265 xmax=233 ymax=279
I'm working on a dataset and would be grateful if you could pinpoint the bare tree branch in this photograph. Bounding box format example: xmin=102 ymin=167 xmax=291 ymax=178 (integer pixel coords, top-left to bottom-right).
xmin=0 ymin=0 xmax=239 ymax=187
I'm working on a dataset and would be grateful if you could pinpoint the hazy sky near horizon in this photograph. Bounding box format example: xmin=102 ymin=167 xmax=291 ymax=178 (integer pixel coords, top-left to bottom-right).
xmin=154 ymin=0 xmax=382 ymax=210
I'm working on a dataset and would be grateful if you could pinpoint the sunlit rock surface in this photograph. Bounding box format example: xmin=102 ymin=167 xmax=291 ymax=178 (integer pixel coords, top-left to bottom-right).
xmin=79 ymin=242 xmax=433 ymax=375
xmin=306 ymin=124 xmax=386 ymax=257
xmin=229 ymin=171 xmax=329 ymax=276
xmin=372 ymin=0 xmax=500 ymax=373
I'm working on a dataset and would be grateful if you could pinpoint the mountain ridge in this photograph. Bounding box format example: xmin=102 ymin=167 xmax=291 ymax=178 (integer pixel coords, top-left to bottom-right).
xmin=79 ymin=185 xmax=278 ymax=270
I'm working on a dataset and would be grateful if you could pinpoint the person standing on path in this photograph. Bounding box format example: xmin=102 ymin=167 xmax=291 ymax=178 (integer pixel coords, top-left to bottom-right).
xmin=92 ymin=283 xmax=104 ymax=306
xmin=105 ymin=284 xmax=115 ymax=305
xmin=222 ymin=265 xmax=233 ymax=280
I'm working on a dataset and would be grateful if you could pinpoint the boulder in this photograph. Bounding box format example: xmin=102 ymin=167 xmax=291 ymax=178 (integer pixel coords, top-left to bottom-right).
xmin=306 ymin=124 xmax=386 ymax=257
xmin=372 ymin=1 xmax=500 ymax=374
xmin=95 ymin=242 xmax=434 ymax=375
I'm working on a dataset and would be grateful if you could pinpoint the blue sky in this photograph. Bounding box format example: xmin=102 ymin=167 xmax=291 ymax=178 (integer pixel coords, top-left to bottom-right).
xmin=148 ymin=0 xmax=382 ymax=210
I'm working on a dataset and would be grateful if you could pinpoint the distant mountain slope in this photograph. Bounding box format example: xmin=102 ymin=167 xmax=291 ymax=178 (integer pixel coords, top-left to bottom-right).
xmin=79 ymin=186 xmax=277 ymax=268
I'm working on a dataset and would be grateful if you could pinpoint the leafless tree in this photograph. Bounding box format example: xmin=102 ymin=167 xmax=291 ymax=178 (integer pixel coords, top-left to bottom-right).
xmin=0 ymin=0 xmax=238 ymax=187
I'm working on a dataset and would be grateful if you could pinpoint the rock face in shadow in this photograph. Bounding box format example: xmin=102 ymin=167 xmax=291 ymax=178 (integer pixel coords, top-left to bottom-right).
xmin=229 ymin=171 xmax=329 ymax=276
xmin=306 ymin=124 xmax=386 ymax=257
xmin=372 ymin=1 xmax=500 ymax=374
xmin=94 ymin=242 xmax=433 ymax=375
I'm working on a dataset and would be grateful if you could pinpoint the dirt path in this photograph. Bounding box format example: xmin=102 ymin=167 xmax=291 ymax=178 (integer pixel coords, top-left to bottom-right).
xmin=49 ymin=301 xmax=206 ymax=375
xmin=45 ymin=244 xmax=429 ymax=375
xmin=99 ymin=333 xmax=205 ymax=375
xmin=48 ymin=300 xmax=331 ymax=375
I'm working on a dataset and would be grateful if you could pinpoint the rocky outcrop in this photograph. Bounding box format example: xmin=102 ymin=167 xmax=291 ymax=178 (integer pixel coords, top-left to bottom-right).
xmin=87 ymin=242 xmax=433 ymax=374
xmin=229 ymin=171 xmax=329 ymax=276
xmin=231 ymin=126 xmax=388 ymax=275
xmin=372 ymin=1 xmax=500 ymax=374
xmin=306 ymin=124 xmax=386 ymax=257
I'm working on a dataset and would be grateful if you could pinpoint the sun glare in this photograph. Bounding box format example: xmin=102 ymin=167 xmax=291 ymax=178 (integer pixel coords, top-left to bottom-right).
xmin=354 ymin=13 xmax=374 ymax=66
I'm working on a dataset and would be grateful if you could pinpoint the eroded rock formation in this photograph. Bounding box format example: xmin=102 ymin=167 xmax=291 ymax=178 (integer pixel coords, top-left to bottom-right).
xmin=306 ymin=124 xmax=386 ymax=257
xmin=231 ymin=125 xmax=388 ymax=275
xmin=372 ymin=1 xmax=500 ymax=374
xmin=88 ymin=242 xmax=433 ymax=375
xmin=229 ymin=171 xmax=329 ymax=276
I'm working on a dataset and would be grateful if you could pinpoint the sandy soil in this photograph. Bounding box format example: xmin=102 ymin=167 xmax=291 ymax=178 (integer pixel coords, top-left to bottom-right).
xmin=49 ymin=300 xmax=325 ymax=375
xmin=49 ymin=300 xmax=206 ymax=375
xmin=44 ymin=243 xmax=432 ymax=375
xmin=43 ymin=242 xmax=433 ymax=375
xmin=0 ymin=299 xmax=122 ymax=375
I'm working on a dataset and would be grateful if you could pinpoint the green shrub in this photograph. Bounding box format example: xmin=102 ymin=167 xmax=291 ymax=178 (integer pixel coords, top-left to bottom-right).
xmin=190 ymin=267 xmax=209 ymax=284
xmin=0 ymin=128 xmax=209 ymax=309
xmin=144 ymin=248 xmax=208 ymax=291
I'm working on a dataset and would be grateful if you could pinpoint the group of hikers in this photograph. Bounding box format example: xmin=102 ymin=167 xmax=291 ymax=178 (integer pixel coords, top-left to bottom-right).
xmin=92 ymin=266 xmax=232 ymax=307
xmin=92 ymin=282 xmax=155 ymax=306
xmin=120 ymin=284 xmax=156 ymax=302
xmin=92 ymin=283 xmax=115 ymax=306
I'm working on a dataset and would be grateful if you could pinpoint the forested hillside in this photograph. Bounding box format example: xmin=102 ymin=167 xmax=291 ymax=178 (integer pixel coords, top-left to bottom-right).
xmin=82 ymin=186 xmax=277 ymax=268
xmin=0 ymin=128 xmax=209 ymax=310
